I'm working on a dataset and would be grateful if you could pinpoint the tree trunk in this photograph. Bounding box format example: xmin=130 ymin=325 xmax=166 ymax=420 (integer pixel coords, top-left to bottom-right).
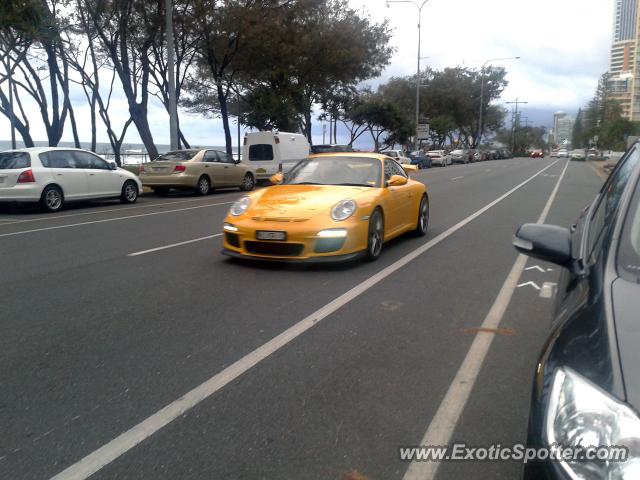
xmin=216 ymin=78 xmax=233 ymax=157
xmin=130 ymin=104 xmax=158 ymax=160
xmin=179 ymin=127 xmax=190 ymax=149
xmin=304 ymin=109 xmax=312 ymax=143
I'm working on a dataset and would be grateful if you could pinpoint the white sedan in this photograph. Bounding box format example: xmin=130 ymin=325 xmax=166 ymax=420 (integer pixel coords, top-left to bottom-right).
xmin=380 ymin=149 xmax=412 ymax=165
xmin=0 ymin=147 xmax=142 ymax=212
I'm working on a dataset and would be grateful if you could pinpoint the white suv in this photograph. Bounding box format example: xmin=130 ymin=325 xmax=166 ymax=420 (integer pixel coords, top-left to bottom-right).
xmin=381 ymin=149 xmax=411 ymax=165
xmin=0 ymin=147 xmax=142 ymax=212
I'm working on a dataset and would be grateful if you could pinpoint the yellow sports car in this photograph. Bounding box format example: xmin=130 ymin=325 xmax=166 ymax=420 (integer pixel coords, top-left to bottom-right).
xmin=221 ymin=153 xmax=429 ymax=262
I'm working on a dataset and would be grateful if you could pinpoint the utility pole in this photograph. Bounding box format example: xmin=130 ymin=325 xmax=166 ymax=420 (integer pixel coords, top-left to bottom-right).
xmin=166 ymin=0 xmax=179 ymax=151
xmin=387 ymin=0 xmax=433 ymax=150
xmin=478 ymin=56 xmax=519 ymax=147
xmin=506 ymin=98 xmax=528 ymax=154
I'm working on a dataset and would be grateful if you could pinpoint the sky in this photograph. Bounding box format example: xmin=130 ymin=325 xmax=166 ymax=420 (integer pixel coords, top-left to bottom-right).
xmin=0 ymin=0 xmax=614 ymax=149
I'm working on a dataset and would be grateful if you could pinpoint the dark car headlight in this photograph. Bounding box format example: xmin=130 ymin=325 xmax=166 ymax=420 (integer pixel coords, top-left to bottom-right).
xmin=546 ymin=368 xmax=640 ymax=479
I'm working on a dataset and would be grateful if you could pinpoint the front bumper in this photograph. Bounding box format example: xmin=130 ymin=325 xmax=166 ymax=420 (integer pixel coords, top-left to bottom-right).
xmin=221 ymin=215 xmax=369 ymax=261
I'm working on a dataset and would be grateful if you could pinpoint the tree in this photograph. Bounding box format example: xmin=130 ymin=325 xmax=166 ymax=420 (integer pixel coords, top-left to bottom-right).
xmin=572 ymin=108 xmax=584 ymax=149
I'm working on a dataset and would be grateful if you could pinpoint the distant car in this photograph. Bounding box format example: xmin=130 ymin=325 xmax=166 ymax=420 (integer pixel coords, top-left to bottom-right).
xmin=549 ymin=150 xmax=559 ymax=158
xmin=140 ymin=149 xmax=256 ymax=196
xmin=515 ymin=141 xmax=640 ymax=480
xmin=310 ymin=144 xmax=354 ymax=154
xmin=0 ymin=147 xmax=142 ymax=212
xmin=450 ymin=149 xmax=469 ymax=164
xmin=557 ymin=149 xmax=569 ymax=158
xmin=473 ymin=151 xmax=490 ymax=161
xmin=380 ymin=149 xmax=411 ymax=165
xmin=570 ymin=150 xmax=586 ymax=161
xmin=427 ymin=150 xmax=451 ymax=167
xmin=530 ymin=150 xmax=545 ymax=158
xmin=409 ymin=152 xmax=432 ymax=169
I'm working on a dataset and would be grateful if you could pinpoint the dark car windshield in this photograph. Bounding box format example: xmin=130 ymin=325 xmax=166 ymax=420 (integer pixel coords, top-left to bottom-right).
xmin=284 ymin=156 xmax=381 ymax=188
xmin=618 ymin=177 xmax=640 ymax=280
xmin=0 ymin=152 xmax=30 ymax=169
xmin=155 ymin=150 xmax=200 ymax=161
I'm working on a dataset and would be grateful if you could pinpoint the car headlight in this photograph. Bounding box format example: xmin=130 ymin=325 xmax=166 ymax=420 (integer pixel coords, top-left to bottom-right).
xmin=546 ymin=368 xmax=640 ymax=479
xmin=229 ymin=196 xmax=251 ymax=216
xmin=331 ymin=199 xmax=356 ymax=221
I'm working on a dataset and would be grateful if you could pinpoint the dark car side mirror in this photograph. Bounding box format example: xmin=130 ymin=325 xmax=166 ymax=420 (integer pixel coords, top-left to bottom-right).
xmin=513 ymin=224 xmax=572 ymax=267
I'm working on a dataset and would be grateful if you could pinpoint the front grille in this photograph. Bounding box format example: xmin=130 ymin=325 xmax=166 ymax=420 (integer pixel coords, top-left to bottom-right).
xmin=225 ymin=232 xmax=240 ymax=247
xmin=244 ymin=241 xmax=305 ymax=257
xmin=252 ymin=217 xmax=308 ymax=223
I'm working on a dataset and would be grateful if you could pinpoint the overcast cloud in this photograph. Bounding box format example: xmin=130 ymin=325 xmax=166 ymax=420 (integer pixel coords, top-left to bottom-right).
xmin=0 ymin=0 xmax=614 ymax=147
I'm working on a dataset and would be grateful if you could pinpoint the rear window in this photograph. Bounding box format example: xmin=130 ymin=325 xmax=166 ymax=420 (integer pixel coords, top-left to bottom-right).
xmin=155 ymin=150 xmax=200 ymax=161
xmin=249 ymin=144 xmax=274 ymax=161
xmin=0 ymin=152 xmax=30 ymax=169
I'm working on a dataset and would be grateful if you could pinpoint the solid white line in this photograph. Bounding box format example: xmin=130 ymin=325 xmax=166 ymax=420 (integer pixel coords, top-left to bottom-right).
xmin=0 ymin=202 xmax=232 ymax=238
xmin=128 ymin=234 xmax=222 ymax=256
xmin=49 ymin=160 xmax=559 ymax=480
xmin=0 ymin=194 xmax=242 ymax=227
xmin=451 ymin=176 xmax=464 ymax=181
xmin=402 ymin=159 xmax=569 ymax=480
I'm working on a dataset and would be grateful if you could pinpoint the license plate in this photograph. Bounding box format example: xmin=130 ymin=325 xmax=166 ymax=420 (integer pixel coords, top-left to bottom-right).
xmin=256 ymin=231 xmax=286 ymax=241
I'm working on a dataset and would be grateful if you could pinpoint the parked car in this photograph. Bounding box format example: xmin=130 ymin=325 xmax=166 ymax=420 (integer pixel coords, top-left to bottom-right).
xmin=427 ymin=150 xmax=451 ymax=167
xmin=0 ymin=147 xmax=142 ymax=212
xmin=140 ymin=149 xmax=255 ymax=196
xmin=310 ymin=144 xmax=353 ymax=154
xmin=380 ymin=149 xmax=411 ymax=165
xmin=450 ymin=149 xmax=469 ymax=164
xmin=514 ymin=141 xmax=640 ymax=480
xmin=409 ymin=152 xmax=432 ymax=169
xmin=529 ymin=149 xmax=545 ymax=158
xmin=242 ymin=131 xmax=310 ymax=180
xmin=570 ymin=150 xmax=586 ymax=161
xmin=473 ymin=151 xmax=490 ymax=161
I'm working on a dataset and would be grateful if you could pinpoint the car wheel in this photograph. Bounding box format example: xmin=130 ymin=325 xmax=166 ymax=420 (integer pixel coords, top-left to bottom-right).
xmin=154 ymin=188 xmax=170 ymax=196
xmin=40 ymin=185 xmax=64 ymax=213
xmin=195 ymin=175 xmax=211 ymax=196
xmin=120 ymin=180 xmax=138 ymax=204
xmin=240 ymin=172 xmax=255 ymax=191
xmin=414 ymin=195 xmax=429 ymax=237
xmin=366 ymin=209 xmax=384 ymax=261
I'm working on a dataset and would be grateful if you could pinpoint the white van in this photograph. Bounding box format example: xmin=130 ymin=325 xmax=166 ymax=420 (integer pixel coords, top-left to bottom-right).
xmin=242 ymin=131 xmax=310 ymax=180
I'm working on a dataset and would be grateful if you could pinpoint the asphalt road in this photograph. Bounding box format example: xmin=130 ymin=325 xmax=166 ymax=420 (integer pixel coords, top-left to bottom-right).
xmin=0 ymin=158 xmax=603 ymax=480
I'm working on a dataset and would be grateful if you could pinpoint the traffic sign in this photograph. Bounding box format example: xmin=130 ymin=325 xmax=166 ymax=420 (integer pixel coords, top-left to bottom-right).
xmin=416 ymin=124 xmax=430 ymax=139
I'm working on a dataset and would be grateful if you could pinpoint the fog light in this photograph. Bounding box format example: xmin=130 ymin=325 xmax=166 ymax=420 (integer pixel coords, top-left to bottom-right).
xmin=224 ymin=223 xmax=238 ymax=232
xmin=317 ymin=229 xmax=347 ymax=238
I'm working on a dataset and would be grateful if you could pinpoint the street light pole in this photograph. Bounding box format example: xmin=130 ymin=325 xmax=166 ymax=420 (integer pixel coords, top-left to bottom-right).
xmin=387 ymin=0 xmax=432 ymax=150
xmin=166 ymin=0 xmax=179 ymax=151
xmin=478 ymin=56 xmax=520 ymax=148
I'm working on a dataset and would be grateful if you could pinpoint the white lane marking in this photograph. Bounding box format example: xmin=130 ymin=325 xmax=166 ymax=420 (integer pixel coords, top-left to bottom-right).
xmin=540 ymin=282 xmax=558 ymax=299
xmin=50 ymin=160 xmax=560 ymax=480
xmin=451 ymin=176 xmax=464 ymax=181
xmin=516 ymin=281 xmax=541 ymax=290
xmin=525 ymin=265 xmax=553 ymax=272
xmin=128 ymin=234 xmax=222 ymax=256
xmin=0 ymin=194 xmax=242 ymax=227
xmin=0 ymin=202 xmax=233 ymax=238
xmin=402 ymin=159 xmax=569 ymax=480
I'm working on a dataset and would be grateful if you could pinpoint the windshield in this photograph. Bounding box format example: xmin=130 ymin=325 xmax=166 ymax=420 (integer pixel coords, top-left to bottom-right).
xmin=0 ymin=152 xmax=30 ymax=169
xmin=155 ymin=150 xmax=200 ymax=161
xmin=284 ymin=156 xmax=381 ymax=187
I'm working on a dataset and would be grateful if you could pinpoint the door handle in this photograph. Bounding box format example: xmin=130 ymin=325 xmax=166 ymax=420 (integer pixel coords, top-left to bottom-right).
xmin=205 ymin=165 xmax=209 ymax=168
xmin=89 ymin=173 xmax=95 ymax=176
xmin=56 ymin=173 xmax=63 ymax=176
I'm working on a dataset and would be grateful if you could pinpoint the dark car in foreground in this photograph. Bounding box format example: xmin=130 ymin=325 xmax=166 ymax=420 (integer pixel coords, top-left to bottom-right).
xmin=513 ymin=143 xmax=640 ymax=479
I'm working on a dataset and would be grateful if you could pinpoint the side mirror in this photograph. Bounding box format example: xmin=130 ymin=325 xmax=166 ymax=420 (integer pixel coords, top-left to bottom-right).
xmin=235 ymin=158 xmax=241 ymax=164
xmin=269 ymin=172 xmax=284 ymax=185
xmin=513 ymin=223 xmax=572 ymax=266
xmin=402 ymin=164 xmax=419 ymax=175
xmin=387 ymin=175 xmax=408 ymax=187
xmin=109 ymin=162 xmax=118 ymax=170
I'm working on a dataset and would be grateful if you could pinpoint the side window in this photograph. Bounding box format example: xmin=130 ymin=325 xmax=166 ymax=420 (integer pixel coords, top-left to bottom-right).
xmin=218 ymin=151 xmax=235 ymax=164
xmin=39 ymin=151 xmax=75 ymax=168
xmin=384 ymin=159 xmax=407 ymax=181
xmin=72 ymin=152 xmax=109 ymax=169
xmin=203 ymin=150 xmax=218 ymax=162
xmin=587 ymin=146 xmax=640 ymax=259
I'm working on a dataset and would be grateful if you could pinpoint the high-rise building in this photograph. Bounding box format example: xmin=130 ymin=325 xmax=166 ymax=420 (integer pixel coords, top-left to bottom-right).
xmin=551 ymin=111 xmax=574 ymax=146
xmin=608 ymin=0 xmax=639 ymax=120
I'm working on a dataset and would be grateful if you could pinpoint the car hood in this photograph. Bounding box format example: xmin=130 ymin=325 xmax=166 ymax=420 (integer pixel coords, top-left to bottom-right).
xmin=247 ymin=184 xmax=374 ymax=220
xmin=612 ymin=277 xmax=640 ymax=410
